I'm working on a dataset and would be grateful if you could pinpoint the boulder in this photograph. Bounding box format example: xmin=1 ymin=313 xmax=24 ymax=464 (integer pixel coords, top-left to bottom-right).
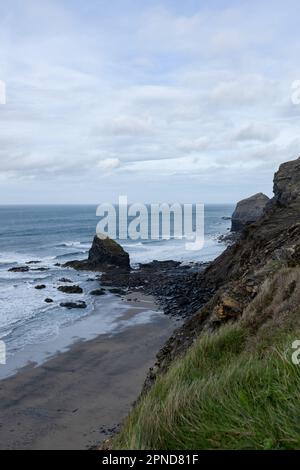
xmin=8 ymin=266 xmax=29 ymax=273
xmin=58 ymin=285 xmax=83 ymax=294
xmin=231 ymin=193 xmax=269 ymax=232
xmin=31 ymin=267 xmax=49 ymax=271
xmin=108 ymin=287 xmax=127 ymax=296
xmin=90 ymin=289 xmax=106 ymax=296
xmin=64 ymin=235 xmax=130 ymax=271
xmin=60 ymin=301 xmax=87 ymax=309
xmin=35 ymin=285 xmax=46 ymax=290
xmin=44 ymin=298 xmax=54 ymax=303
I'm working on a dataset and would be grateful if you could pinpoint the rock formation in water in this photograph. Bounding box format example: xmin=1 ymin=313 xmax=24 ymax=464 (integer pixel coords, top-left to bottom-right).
xmin=64 ymin=235 xmax=130 ymax=271
xmin=231 ymin=192 xmax=269 ymax=232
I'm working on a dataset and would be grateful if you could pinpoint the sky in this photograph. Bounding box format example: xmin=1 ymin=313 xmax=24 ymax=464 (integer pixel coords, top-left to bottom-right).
xmin=0 ymin=0 xmax=300 ymax=204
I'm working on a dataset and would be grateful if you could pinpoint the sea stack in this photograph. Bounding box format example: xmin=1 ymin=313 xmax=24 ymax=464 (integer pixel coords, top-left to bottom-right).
xmin=64 ymin=235 xmax=130 ymax=271
xmin=231 ymin=192 xmax=269 ymax=232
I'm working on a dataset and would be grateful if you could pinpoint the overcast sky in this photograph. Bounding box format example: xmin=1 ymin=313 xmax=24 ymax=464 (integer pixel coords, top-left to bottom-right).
xmin=0 ymin=0 xmax=300 ymax=204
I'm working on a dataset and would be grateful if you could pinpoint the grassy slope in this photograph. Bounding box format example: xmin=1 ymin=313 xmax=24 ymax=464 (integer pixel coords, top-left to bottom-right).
xmin=113 ymin=267 xmax=300 ymax=450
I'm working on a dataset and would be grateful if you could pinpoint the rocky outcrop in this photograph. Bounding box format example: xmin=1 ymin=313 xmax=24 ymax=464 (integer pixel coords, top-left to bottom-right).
xmin=272 ymin=157 xmax=300 ymax=206
xmin=231 ymin=192 xmax=269 ymax=232
xmin=64 ymin=235 xmax=130 ymax=271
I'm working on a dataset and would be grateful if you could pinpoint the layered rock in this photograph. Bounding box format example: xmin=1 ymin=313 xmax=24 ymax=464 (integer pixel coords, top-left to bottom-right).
xmin=231 ymin=192 xmax=269 ymax=232
xmin=64 ymin=235 xmax=130 ymax=271
xmin=272 ymin=156 xmax=300 ymax=206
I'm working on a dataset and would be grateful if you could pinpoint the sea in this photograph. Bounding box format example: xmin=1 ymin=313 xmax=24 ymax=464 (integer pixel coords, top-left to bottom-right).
xmin=0 ymin=204 xmax=234 ymax=377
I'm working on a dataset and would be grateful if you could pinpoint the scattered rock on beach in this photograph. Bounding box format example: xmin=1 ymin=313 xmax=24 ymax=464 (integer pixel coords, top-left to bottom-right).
xmin=108 ymin=288 xmax=127 ymax=296
xmin=31 ymin=267 xmax=50 ymax=272
xmin=58 ymin=278 xmax=72 ymax=283
xmin=58 ymin=285 xmax=83 ymax=294
xmin=60 ymin=301 xmax=87 ymax=309
xmin=90 ymin=289 xmax=106 ymax=296
xmin=26 ymin=260 xmax=41 ymax=265
xmin=8 ymin=266 xmax=30 ymax=273
xmin=139 ymin=260 xmax=181 ymax=270
xmin=44 ymin=298 xmax=54 ymax=303
xmin=35 ymin=285 xmax=46 ymax=290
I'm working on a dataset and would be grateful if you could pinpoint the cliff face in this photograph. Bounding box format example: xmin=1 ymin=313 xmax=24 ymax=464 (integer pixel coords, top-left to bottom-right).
xmin=112 ymin=156 xmax=300 ymax=450
xmin=145 ymin=156 xmax=300 ymax=383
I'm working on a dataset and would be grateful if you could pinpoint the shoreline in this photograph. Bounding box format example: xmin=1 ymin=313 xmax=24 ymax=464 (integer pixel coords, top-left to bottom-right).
xmin=0 ymin=295 xmax=178 ymax=449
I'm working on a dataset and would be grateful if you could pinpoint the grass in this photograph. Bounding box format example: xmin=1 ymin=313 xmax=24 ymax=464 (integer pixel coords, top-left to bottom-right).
xmin=113 ymin=267 xmax=300 ymax=450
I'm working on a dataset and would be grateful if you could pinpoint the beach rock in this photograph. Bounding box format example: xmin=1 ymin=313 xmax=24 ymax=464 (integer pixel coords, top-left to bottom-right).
xmin=58 ymin=278 xmax=72 ymax=283
xmin=176 ymin=296 xmax=190 ymax=307
xmin=90 ymin=289 xmax=106 ymax=296
xmin=44 ymin=298 xmax=54 ymax=303
xmin=139 ymin=260 xmax=181 ymax=270
xmin=35 ymin=284 xmax=46 ymax=290
xmin=31 ymin=267 xmax=50 ymax=272
xmin=60 ymin=301 xmax=87 ymax=309
xmin=64 ymin=235 xmax=130 ymax=271
xmin=108 ymin=288 xmax=126 ymax=296
xmin=26 ymin=260 xmax=41 ymax=265
xmin=231 ymin=192 xmax=269 ymax=232
xmin=58 ymin=285 xmax=83 ymax=294
xmin=8 ymin=266 xmax=29 ymax=273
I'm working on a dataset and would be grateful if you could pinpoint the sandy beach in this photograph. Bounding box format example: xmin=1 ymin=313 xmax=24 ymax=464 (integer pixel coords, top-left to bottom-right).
xmin=0 ymin=296 xmax=177 ymax=450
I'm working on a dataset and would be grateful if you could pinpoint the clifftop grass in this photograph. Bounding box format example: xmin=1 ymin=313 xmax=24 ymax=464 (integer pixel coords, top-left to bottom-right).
xmin=113 ymin=268 xmax=300 ymax=450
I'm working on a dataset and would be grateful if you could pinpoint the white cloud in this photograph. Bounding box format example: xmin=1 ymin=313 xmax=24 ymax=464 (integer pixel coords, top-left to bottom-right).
xmin=97 ymin=158 xmax=120 ymax=170
xmin=177 ymin=137 xmax=210 ymax=153
xmin=105 ymin=116 xmax=153 ymax=137
xmin=234 ymin=124 xmax=279 ymax=143
xmin=0 ymin=0 xmax=300 ymax=203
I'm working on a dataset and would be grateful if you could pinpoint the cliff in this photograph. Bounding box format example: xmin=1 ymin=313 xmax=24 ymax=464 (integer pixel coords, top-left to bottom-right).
xmin=111 ymin=156 xmax=300 ymax=450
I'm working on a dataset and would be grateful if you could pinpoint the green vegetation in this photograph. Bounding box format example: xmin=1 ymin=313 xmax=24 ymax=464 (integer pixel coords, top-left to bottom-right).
xmin=113 ymin=268 xmax=300 ymax=450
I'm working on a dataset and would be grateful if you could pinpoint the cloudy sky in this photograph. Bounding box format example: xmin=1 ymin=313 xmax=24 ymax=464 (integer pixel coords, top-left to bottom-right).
xmin=0 ymin=0 xmax=300 ymax=204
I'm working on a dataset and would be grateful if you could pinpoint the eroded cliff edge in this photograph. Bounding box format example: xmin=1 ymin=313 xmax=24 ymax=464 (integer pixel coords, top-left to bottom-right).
xmin=143 ymin=156 xmax=300 ymax=389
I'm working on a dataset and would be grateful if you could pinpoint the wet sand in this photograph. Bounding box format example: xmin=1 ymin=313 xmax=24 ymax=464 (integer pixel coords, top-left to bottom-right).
xmin=0 ymin=297 xmax=177 ymax=449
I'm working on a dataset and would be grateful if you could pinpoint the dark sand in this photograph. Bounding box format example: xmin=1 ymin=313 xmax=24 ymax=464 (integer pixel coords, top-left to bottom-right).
xmin=0 ymin=297 xmax=177 ymax=449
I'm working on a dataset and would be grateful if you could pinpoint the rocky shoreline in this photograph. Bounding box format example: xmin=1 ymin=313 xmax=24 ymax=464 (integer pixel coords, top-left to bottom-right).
xmin=7 ymin=235 xmax=216 ymax=318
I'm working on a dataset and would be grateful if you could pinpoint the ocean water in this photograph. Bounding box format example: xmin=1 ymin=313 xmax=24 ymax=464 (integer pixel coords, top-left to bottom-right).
xmin=0 ymin=204 xmax=233 ymax=376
